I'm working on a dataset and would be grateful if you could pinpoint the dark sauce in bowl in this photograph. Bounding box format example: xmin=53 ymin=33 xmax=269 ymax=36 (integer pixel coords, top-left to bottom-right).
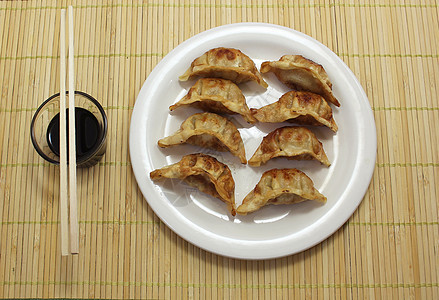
xmin=46 ymin=107 xmax=100 ymax=160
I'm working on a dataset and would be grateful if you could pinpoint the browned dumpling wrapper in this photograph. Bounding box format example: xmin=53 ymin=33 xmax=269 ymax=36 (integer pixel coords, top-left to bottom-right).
xmin=248 ymin=126 xmax=330 ymax=167
xmin=158 ymin=112 xmax=247 ymax=163
xmin=236 ymin=168 xmax=326 ymax=215
xmin=179 ymin=47 xmax=268 ymax=88
xmin=170 ymin=78 xmax=257 ymax=124
xmin=150 ymin=153 xmax=236 ymax=216
xmin=260 ymin=55 xmax=340 ymax=107
xmin=251 ymin=91 xmax=338 ymax=132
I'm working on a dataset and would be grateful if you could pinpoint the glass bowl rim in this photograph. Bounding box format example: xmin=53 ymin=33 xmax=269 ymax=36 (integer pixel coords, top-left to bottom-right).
xmin=30 ymin=91 xmax=108 ymax=165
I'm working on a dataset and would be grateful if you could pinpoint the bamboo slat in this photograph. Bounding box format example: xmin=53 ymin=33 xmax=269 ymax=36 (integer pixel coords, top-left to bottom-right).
xmin=0 ymin=0 xmax=438 ymax=299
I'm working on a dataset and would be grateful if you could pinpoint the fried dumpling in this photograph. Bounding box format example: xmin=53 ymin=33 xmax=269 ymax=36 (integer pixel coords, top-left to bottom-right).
xmin=260 ymin=55 xmax=340 ymax=107
xmin=170 ymin=78 xmax=257 ymax=124
xmin=250 ymin=91 xmax=338 ymax=132
xmin=158 ymin=112 xmax=247 ymax=163
xmin=236 ymin=168 xmax=326 ymax=215
xmin=150 ymin=153 xmax=236 ymax=215
xmin=248 ymin=126 xmax=330 ymax=167
xmin=179 ymin=47 xmax=268 ymax=88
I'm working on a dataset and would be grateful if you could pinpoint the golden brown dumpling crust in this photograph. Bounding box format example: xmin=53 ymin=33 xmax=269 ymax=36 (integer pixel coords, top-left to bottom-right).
xmin=260 ymin=55 xmax=340 ymax=107
xmin=150 ymin=153 xmax=236 ymax=215
xmin=170 ymin=78 xmax=257 ymax=124
xmin=250 ymin=91 xmax=338 ymax=132
xmin=179 ymin=47 xmax=268 ymax=88
xmin=236 ymin=168 xmax=326 ymax=215
xmin=248 ymin=126 xmax=331 ymax=167
xmin=158 ymin=112 xmax=247 ymax=163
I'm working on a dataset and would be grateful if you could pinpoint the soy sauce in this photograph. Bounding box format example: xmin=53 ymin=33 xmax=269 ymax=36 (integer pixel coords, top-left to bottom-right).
xmin=46 ymin=107 xmax=100 ymax=160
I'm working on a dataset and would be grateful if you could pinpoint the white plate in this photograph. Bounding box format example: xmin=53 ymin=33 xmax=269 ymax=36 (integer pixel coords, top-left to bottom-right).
xmin=129 ymin=23 xmax=377 ymax=259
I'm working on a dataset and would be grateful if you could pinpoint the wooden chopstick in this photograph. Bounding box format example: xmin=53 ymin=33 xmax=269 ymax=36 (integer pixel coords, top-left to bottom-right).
xmin=59 ymin=6 xmax=79 ymax=256
xmin=68 ymin=5 xmax=79 ymax=255
xmin=59 ymin=8 xmax=69 ymax=256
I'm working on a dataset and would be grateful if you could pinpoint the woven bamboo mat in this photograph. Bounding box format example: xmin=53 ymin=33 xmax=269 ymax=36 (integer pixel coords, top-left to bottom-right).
xmin=0 ymin=0 xmax=438 ymax=299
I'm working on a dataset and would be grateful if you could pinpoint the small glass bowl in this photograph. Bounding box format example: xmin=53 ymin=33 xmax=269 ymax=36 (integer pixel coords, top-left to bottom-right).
xmin=30 ymin=91 xmax=107 ymax=168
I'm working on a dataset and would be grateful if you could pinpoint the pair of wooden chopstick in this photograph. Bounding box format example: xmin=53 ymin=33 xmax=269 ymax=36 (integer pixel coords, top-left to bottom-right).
xmin=59 ymin=6 xmax=79 ymax=256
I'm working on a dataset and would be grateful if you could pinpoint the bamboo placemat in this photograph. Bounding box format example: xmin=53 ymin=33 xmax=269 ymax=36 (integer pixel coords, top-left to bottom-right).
xmin=0 ymin=0 xmax=438 ymax=299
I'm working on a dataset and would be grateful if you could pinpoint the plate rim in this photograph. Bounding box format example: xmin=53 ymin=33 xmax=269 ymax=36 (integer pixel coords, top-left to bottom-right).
xmin=129 ymin=22 xmax=377 ymax=259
